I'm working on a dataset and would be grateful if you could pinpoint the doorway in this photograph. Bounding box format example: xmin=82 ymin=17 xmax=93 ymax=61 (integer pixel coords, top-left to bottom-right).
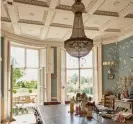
xmin=10 ymin=45 xmax=40 ymax=117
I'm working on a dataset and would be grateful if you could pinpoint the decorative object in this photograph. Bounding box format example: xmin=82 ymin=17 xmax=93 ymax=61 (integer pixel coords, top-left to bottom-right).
xmin=129 ymin=84 xmax=133 ymax=99
xmin=64 ymin=0 xmax=93 ymax=92
xmin=108 ymin=73 xmax=115 ymax=80
xmin=51 ymin=74 xmax=56 ymax=78
xmin=130 ymin=56 xmax=133 ymax=62
xmin=130 ymin=56 xmax=133 ymax=75
xmin=80 ymin=93 xmax=88 ymax=113
xmin=120 ymin=76 xmax=132 ymax=90
xmin=103 ymin=61 xmax=116 ymax=67
xmin=103 ymin=61 xmax=117 ymax=79
xmin=75 ymin=92 xmax=95 ymax=118
xmin=112 ymin=76 xmax=132 ymax=99
xmin=70 ymin=97 xmax=75 ymax=113
xmin=115 ymin=100 xmax=133 ymax=114
xmin=86 ymin=102 xmax=95 ymax=119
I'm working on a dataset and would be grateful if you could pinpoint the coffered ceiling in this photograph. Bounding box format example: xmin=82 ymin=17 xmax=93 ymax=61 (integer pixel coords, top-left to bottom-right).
xmin=1 ymin=0 xmax=133 ymax=43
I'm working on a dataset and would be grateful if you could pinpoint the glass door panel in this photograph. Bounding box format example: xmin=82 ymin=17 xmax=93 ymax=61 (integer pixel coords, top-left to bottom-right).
xmin=80 ymin=69 xmax=93 ymax=98
xmin=26 ymin=49 xmax=39 ymax=68
xmin=11 ymin=47 xmax=25 ymax=68
xmin=67 ymin=70 xmax=79 ymax=100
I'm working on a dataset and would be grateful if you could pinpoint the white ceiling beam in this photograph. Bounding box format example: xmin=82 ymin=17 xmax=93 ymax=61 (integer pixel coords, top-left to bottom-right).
xmin=86 ymin=0 xmax=107 ymax=14
xmin=5 ymin=0 xmax=20 ymax=35
xmin=118 ymin=1 xmax=133 ymax=17
xmin=41 ymin=0 xmax=60 ymax=40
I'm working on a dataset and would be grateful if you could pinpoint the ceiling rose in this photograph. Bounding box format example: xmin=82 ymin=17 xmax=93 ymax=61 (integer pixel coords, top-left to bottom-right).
xmin=64 ymin=0 xmax=93 ymax=58
xmin=113 ymin=1 xmax=120 ymax=6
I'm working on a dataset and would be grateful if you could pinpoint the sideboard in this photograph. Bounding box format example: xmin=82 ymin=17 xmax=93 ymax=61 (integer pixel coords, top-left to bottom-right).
xmin=115 ymin=100 xmax=133 ymax=114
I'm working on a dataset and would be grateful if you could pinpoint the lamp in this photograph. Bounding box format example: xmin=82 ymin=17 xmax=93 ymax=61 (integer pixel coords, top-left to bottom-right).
xmin=64 ymin=0 xmax=93 ymax=92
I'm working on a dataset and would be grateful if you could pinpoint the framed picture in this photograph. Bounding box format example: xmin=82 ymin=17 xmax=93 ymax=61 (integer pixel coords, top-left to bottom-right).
xmin=108 ymin=74 xmax=115 ymax=80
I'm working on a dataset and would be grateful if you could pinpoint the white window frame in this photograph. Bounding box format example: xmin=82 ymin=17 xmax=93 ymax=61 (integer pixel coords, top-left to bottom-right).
xmin=10 ymin=43 xmax=46 ymax=104
xmin=66 ymin=51 xmax=94 ymax=100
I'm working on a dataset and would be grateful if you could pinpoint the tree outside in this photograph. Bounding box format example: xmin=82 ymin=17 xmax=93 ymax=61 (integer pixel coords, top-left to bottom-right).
xmin=67 ymin=73 xmax=93 ymax=100
xmin=13 ymin=68 xmax=38 ymax=95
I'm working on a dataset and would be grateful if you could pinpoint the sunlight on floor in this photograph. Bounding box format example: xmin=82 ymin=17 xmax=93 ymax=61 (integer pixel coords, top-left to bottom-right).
xmin=10 ymin=114 xmax=36 ymax=124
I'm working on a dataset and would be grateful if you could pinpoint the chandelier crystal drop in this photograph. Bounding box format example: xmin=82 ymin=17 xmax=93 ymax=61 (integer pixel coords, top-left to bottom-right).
xmin=64 ymin=0 xmax=93 ymax=58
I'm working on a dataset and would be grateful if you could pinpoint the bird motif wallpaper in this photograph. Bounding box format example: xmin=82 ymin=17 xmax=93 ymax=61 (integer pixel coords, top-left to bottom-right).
xmin=102 ymin=35 xmax=133 ymax=92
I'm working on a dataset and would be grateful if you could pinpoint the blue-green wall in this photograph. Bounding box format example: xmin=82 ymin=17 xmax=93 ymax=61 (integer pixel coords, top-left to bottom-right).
xmin=51 ymin=47 xmax=57 ymax=100
xmin=102 ymin=35 xmax=133 ymax=92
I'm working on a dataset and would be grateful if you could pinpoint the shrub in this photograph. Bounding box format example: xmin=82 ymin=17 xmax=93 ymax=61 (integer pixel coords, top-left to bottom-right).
xmin=29 ymin=89 xmax=32 ymax=93
xmin=13 ymin=90 xmax=17 ymax=94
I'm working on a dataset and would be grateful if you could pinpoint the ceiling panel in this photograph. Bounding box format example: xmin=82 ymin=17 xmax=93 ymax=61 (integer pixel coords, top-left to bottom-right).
xmin=1 ymin=0 xmax=133 ymax=43
xmin=2 ymin=22 xmax=13 ymax=32
xmin=20 ymin=23 xmax=42 ymax=37
xmin=85 ymin=30 xmax=100 ymax=39
xmin=63 ymin=30 xmax=72 ymax=40
xmin=17 ymin=4 xmax=48 ymax=22
xmin=52 ymin=11 xmax=73 ymax=25
xmin=106 ymin=18 xmax=133 ymax=29
xmin=1 ymin=1 xmax=8 ymax=17
xmin=84 ymin=15 xmax=112 ymax=28
xmin=98 ymin=0 xmax=130 ymax=12
xmin=47 ymin=27 xmax=69 ymax=39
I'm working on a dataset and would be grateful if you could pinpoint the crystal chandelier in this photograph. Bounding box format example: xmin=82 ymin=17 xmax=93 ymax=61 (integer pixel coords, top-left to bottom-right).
xmin=64 ymin=0 xmax=93 ymax=59
xmin=64 ymin=0 xmax=93 ymax=92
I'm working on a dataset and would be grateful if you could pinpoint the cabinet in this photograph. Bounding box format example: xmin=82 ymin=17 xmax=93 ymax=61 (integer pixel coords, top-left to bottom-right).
xmin=115 ymin=100 xmax=133 ymax=114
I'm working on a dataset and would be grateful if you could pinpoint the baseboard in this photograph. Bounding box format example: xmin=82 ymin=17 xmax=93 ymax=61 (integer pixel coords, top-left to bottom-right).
xmin=65 ymin=101 xmax=70 ymax=104
xmin=44 ymin=102 xmax=61 ymax=105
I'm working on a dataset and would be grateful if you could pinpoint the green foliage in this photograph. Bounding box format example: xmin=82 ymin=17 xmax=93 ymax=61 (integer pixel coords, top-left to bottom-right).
xmin=13 ymin=89 xmax=17 ymax=94
xmin=29 ymin=89 xmax=32 ymax=93
xmin=67 ymin=73 xmax=93 ymax=99
xmin=70 ymin=73 xmax=78 ymax=83
xmin=13 ymin=68 xmax=24 ymax=86
xmin=81 ymin=88 xmax=89 ymax=94
xmin=80 ymin=77 xmax=87 ymax=84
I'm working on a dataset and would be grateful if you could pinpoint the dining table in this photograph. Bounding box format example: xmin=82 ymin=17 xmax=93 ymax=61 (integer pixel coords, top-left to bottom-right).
xmin=37 ymin=104 xmax=133 ymax=124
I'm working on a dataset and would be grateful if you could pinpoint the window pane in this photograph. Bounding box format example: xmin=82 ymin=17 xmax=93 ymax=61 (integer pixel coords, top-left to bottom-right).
xmin=67 ymin=70 xmax=79 ymax=100
xmin=80 ymin=51 xmax=92 ymax=68
xmin=66 ymin=51 xmax=92 ymax=69
xmin=80 ymin=69 xmax=93 ymax=97
xmin=26 ymin=49 xmax=39 ymax=68
xmin=13 ymin=68 xmax=39 ymax=97
xmin=11 ymin=47 xmax=25 ymax=67
xmin=66 ymin=53 xmax=78 ymax=68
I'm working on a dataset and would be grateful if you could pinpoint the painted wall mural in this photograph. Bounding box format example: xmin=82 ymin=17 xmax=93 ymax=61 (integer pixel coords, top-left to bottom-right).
xmin=102 ymin=35 xmax=133 ymax=92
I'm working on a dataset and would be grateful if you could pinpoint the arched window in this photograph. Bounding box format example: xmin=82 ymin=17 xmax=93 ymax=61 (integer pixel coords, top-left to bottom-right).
xmin=66 ymin=51 xmax=93 ymax=100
